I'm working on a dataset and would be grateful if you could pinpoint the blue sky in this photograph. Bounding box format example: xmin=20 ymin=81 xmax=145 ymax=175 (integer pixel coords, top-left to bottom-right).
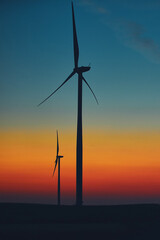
xmin=1 ymin=0 xmax=160 ymax=131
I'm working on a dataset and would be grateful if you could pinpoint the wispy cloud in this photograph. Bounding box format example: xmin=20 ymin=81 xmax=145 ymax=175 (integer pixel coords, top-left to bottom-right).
xmin=110 ymin=19 xmax=160 ymax=64
xmin=97 ymin=7 xmax=108 ymax=14
xmin=79 ymin=0 xmax=93 ymax=7
xmin=78 ymin=0 xmax=109 ymax=15
xmin=78 ymin=0 xmax=160 ymax=64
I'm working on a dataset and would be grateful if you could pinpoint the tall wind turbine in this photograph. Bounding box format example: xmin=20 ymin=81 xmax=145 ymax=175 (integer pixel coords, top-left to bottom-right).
xmin=38 ymin=2 xmax=98 ymax=206
xmin=53 ymin=131 xmax=63 ymax=206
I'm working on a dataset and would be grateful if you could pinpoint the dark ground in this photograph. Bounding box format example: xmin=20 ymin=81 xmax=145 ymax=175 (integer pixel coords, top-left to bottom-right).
xmin=0 ymin=203 xmax=160 ymax=240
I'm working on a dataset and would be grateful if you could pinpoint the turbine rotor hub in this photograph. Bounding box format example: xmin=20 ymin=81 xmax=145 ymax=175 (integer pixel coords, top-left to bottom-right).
xmin=74 ymin=66 xmax=91 ymax=74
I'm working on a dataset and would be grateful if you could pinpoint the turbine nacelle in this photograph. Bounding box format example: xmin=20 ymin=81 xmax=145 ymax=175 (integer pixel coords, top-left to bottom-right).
xmin=74 ymin=66 xmax=91 ymax=74
xmin=53 ymin=131 xmax=64 ymax=177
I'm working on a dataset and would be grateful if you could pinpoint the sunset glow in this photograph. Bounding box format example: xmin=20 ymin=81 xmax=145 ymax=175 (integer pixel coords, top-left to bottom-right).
xmin=1 ymin=0 xmax=160 ymax=205
xmin=1 ymin=129 xmax=160 ymax=204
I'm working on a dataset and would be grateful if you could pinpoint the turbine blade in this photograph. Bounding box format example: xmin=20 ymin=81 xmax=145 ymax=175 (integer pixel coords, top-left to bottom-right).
xmin=53 ymin=158 xmax=58 ymax=176
xmin=57 ymin=130 xmax=59 ymax=155
xmin=38 ymin=71 xmax=75 ymax=106
xmin=82 ymin=76 xmax=99 ymax=105
xmin=72 ymin=2 xmax=79 ymax=68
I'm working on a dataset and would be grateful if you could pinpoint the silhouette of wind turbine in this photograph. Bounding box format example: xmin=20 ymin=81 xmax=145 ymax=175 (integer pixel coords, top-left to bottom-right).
xmin=53 ymin=131 xmax=63 ymax=206
xmin=38 ymin=2 xmax=98 ymax=206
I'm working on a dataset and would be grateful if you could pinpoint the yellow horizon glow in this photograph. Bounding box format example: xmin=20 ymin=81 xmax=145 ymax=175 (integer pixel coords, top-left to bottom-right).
xmin=1 ymin=129 xmax=160 ymax=199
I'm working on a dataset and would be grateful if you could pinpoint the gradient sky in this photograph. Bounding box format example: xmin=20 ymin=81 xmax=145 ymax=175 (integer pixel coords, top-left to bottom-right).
xmin=1 ymin=0 xmax=160 ymax=205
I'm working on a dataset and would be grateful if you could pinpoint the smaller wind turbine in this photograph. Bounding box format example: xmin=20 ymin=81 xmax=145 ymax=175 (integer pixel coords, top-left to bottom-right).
xmin=53 ymin=130 xmax=63 ymax=206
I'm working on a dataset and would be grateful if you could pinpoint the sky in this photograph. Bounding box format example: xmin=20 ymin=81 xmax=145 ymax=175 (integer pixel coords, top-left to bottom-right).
xmin=0 ymin=0 xmax=160 ymax=205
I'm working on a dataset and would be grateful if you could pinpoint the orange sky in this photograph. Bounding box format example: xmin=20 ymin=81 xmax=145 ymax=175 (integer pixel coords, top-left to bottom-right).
xmin=0 ymin=128 xmax=160 ymax=204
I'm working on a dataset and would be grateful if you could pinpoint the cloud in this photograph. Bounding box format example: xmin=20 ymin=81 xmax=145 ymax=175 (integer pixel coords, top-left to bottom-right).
xmin=78 ymin=0 xmax=160 ymax=64
xmin=78 ymin=0 xmax=108 ymax=15
xmin=97 ymin=7 xmax=108 ymax=14
xmin=110 ymin=19 xmax=160 ymax=64
xmin=79 ymin=0 xmax=93 ymax=7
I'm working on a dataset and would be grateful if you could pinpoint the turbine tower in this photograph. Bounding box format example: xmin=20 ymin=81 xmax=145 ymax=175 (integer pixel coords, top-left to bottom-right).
xmin=53 ymin=131 xmax=63 ymax=206
xmin=38 ymin=2 xmax=98 ymax=206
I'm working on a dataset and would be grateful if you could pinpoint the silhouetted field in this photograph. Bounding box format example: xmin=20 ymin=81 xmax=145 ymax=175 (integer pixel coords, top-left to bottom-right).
xmin=0 ymin=203 xmax=160 ymax=240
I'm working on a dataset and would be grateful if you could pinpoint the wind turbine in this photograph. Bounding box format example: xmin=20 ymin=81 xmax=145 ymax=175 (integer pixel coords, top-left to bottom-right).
xmin=38 ymin=2 xmax=98 ymax=206
xmin=53 ymin=131 xmax=63 ymax=206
